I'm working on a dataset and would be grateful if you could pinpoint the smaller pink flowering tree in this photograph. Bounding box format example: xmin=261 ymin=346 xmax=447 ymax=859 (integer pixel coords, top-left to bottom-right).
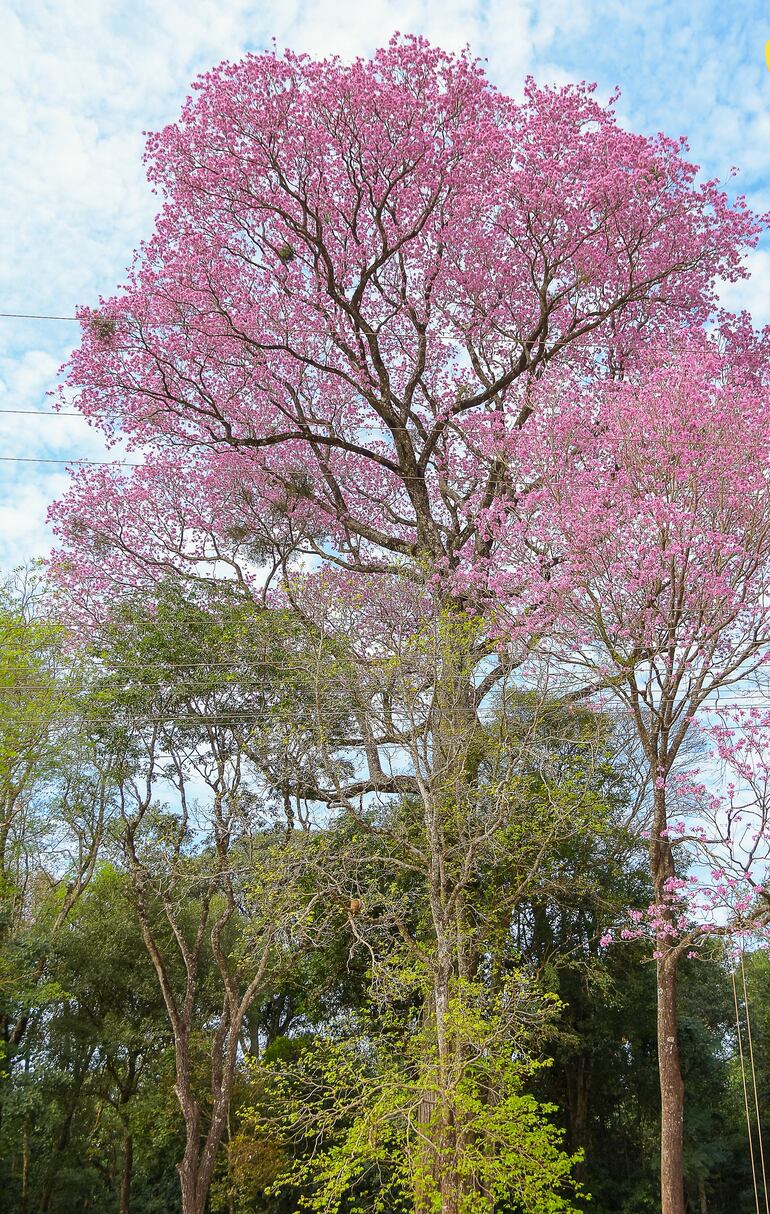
xmin=606 ymin=710 xmax=770 ymax=960
xmin=477 ymin=328 xmax=770 ymax=1214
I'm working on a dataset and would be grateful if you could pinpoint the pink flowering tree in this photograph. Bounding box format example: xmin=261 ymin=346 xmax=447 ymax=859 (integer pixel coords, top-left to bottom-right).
xmin=48 ymin=37 xmax=765 ymax=1214
xmin=50 ymin=40 xmax=759 ymax=614
xmin=609 ymin=710 xmax=770 ymax=957
xmin=482 ymin=331 xmax=770 ymax=1214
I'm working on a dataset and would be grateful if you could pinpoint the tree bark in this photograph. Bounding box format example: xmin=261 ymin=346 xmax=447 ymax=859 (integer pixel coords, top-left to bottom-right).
xmin=647 ymin=771 xmax=687 ymax=1214
xmin=119 ymin=1132 xmax=133 ymax=1214
xmin=174 ymin=1068 xmax=210 ymax=1214
xmin=416 ymin=614 xmax=479 ymax=1214
xmin=20 ymin=1125 xmax=29 ymax=1214
xmin=698 ymin=1175 xmax=709 ymax=1214
xmin=178 ymin=1158 xmax=206 ymax=1214
xmin=657 ymin=951 xmax=685 ymax=1214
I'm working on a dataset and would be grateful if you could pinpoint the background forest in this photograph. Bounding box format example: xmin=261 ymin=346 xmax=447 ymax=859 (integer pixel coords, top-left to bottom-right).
xmin=0 ymin=569 xmax=767 ymax=1214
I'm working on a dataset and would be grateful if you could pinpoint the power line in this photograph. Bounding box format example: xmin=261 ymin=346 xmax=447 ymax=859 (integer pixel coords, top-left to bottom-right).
xmin=0 ymin=409 xmax=127 ymax=419
xmin=0 ymin=409 xmax=83 ymax=417
xmin=0 ymin=456 xmax=141 ymax=467
xmin=0 ymin=650 xmax=762 ymax=693
xmin=2 ymin=671 xmax=770 ymax=712
xmin=0 ymin=312 xmax=78 ymax=321
xmin=1 ymin=654 xmax=769 ymax=694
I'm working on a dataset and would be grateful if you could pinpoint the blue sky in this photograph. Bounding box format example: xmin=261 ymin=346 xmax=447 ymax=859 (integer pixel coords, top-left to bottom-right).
xmin=2 ymin=0 xmax=770 ymax=568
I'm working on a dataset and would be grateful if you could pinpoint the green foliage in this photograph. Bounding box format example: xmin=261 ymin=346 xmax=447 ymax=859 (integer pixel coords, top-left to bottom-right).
xmin=0 ymin=579 xmax=766 ymax=1214
xmin=0 ymin=865 xmax=180 ymax=1213
xmin=247 ymin=976 xmax=581 ymax=1214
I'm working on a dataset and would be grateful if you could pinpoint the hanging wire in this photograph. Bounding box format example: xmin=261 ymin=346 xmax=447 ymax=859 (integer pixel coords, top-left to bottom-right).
xmin=732 ymin=962 xmax=762 ymax=1214
xmin=0 ymin=312 xmax=78 ymax=321
xmin=0 ymin=456 xmax=142 ymax=467
xmin=741 ymin=951 xmax=770 ymax=1214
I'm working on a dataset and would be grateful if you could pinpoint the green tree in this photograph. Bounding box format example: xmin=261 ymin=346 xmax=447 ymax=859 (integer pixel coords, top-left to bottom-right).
xmin=0 ymin=568 xmax=112 ymax=1180
xmin=87 ymin=586 xmax=322 ymax=1214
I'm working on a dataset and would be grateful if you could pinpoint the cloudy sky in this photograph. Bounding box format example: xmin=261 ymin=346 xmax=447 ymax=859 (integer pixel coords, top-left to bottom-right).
xmin=1 ymin=0 xmax=769 ymax=569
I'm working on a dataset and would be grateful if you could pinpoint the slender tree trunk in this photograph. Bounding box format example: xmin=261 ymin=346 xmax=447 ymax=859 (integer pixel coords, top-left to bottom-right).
xmin=436 ymin=949 xmax=462 ymax=1214
xmin=698 ymin=1175 xmax=709 ymax=1214
xmin=40 ymin=1091 xmax=81 ymax=1213
xmin=175 ymin=1041 xmax=239 ymax=1214
xmin=119 ymin=1132 xmax=133 ymax=1214
xmin=566 ymin=1053 xmax=591 ymax=1183
xmin=175 ymin=1112 xmax=229 ymax=1213
xmin=414 ymin=905 xmax=452 ymax=1214
xmin=648 ymin=774 xmax=687 ymax=1214
xmin=20 ymin=1125 xmax=29 ymax=1214
xmin=177 ymin=1134 xmax=227 ymax=1214
xmin=657 ymin=950 xmax=685 ymax=1214
xmin=417 ymin=612 xmax=479 ymax=1214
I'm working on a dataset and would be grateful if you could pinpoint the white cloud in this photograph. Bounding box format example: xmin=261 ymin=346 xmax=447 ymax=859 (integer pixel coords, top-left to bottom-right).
xmin=719 ymin=248 xmax=770 ymax=328
xmin=0 ymin=477 xmax=72 ymax=570
xmin=0 ymin=348 xmax=107 ymax=457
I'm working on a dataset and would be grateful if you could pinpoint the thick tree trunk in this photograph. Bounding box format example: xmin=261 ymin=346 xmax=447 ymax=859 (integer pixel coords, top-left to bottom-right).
xmin=657 ymin=952 xmax=685 ymax=1214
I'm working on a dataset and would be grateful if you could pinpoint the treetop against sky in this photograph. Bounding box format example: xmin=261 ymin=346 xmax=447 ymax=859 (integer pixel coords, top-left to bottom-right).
xmin=1 ymin=0 xmax=770 ymax=568
xmin=40 ymin=36 xmax=761 ymax=629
